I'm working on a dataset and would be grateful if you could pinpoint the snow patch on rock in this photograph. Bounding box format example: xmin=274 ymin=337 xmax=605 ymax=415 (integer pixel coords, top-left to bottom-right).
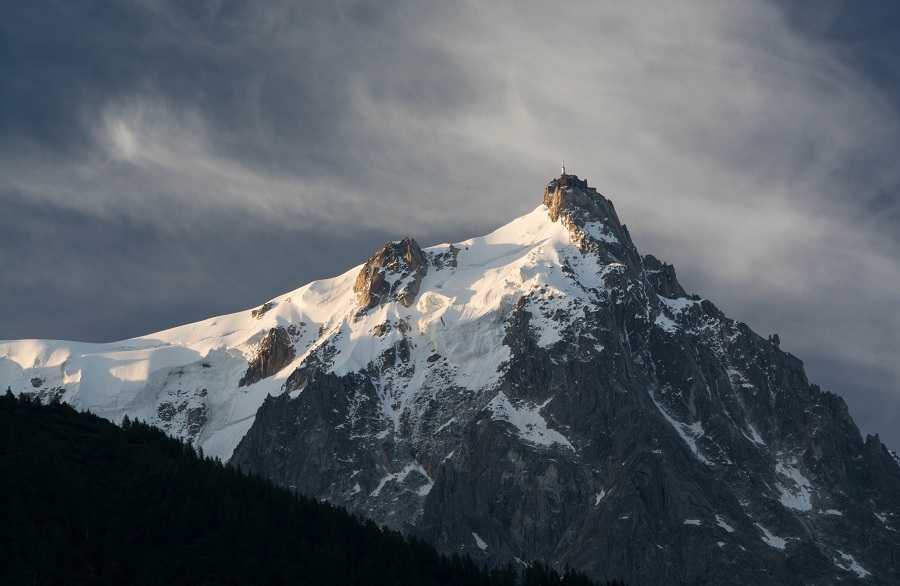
xmin=655 ymin=313 xmax=679 ymax=333
xmin=649 ymin=390 xmax=710 ymax=464
xmin=488 ymin=392 xmax=574 ymax=450
xmin=775 ymin=459 xmax=813 ymax=511
xmin=716 ymin=515 xmax=735 ymax=533
xmin=370 ymin=462 xmax=432 ymax=497
xmin=755 ymin=523 xmax=787 ymax=550
xmin=834 ymin=551 xmax=870 ymax=578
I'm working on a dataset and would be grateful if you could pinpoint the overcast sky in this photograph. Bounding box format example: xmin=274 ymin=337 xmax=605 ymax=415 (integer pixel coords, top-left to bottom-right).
xmin=2 ymin=1 xmax=899 ymax=450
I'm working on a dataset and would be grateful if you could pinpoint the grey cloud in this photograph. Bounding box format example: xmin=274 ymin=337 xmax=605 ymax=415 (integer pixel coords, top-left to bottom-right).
xmin=0 ymin=191 xmax=412 ymax=341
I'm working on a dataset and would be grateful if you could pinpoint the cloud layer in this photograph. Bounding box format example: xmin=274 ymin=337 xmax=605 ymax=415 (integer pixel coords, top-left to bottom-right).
xmin=2 ymin=0 xmax=899 ymax=448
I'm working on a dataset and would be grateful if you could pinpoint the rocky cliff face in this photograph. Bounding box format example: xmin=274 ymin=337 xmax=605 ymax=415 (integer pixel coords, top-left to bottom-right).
xmin=4 ymin=174 xmax=899 ymax=585
xmin=239 ymin=326 xmax=296 ymax=387
xmin=543 ymin=176 xmax=641 ymax=271
xmin=231 ymin=176 xmax=900 ymax=585
xmin=354 ymin=237 xmax=428 ymax=312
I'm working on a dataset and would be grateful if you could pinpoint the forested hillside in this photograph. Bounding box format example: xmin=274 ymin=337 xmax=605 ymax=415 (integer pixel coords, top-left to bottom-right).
xmin=0 ymin=390 xmax=619 ymax=585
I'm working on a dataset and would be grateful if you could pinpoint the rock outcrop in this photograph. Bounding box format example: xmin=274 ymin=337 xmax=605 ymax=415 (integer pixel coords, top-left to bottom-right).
xmin=643 ymin=254 xmax=690 ymax=300
xmin=239 ymin=326 xmax=296 ymax=387
xmin=354 ymin=237 xmax=428 ymax=313
xmin=544 ymin=174 xmax=642 ymax=271
xmin=251 ymin=301 xmax=276 ymax=319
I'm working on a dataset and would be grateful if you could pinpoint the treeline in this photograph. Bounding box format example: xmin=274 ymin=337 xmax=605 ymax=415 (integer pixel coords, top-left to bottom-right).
xmin=0 ymin=391 xmax=623 ymax=586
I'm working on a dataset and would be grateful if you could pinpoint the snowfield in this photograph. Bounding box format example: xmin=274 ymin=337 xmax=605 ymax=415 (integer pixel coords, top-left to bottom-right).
xmin=0 ymin=205 xmax=595 ymax=461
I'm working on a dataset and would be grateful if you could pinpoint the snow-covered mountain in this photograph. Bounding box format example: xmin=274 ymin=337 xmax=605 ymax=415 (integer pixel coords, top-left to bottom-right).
xmin=3 ymin=174 xmax=899 ymax=584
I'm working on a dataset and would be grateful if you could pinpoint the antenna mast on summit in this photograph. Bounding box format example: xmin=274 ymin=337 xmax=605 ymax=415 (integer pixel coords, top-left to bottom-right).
xmin=561 ymin=161 xmax=566 ymax=175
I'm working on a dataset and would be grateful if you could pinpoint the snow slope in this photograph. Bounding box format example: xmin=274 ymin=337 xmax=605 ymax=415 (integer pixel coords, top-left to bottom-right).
xmin=1 ymin=204 xmax=595 ymax=460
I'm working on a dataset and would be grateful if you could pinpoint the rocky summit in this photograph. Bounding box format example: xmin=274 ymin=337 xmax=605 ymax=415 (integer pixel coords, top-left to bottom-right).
xmin=2 ymin=174 xmax=899 ymax=584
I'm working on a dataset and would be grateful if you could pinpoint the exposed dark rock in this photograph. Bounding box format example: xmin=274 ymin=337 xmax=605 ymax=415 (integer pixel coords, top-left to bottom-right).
xmin=239 ymin=326 xmax=296 ymax=387
xmin=283 ymin=338 xmax=338 ymax=394
xmin=430 ymin=244 xmax=461 ymax=270
xmin=157 ymin=401 xmax=177 ymax=422
xmin=251 ymin=301 xmax=276 ymax=319
xmin=185 ymin=406 xmax=208 ymax=437
xmin=643 ymin=254 xmax=689 ymax=299
xmin=155 ymin=392 xmax=208 ymax=442
xmin=354 ymin=237 xmax=428 ymax=313
xmin=30 ymin=377 xmax=42 ymax=388
xmin=231 ymin=371 xmax=433 ymax=521
xmin=284 ymin=363 xmax=315 ymax=393
xmin=35 ymin=387 xmax=65 ymax=403
xmin=543 ymin=175 xmax=643 ymax=271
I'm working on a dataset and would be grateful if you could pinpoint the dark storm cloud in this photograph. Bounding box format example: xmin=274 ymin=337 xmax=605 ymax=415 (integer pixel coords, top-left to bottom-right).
xmin=2 ymin=1 xmax=899 ymax=449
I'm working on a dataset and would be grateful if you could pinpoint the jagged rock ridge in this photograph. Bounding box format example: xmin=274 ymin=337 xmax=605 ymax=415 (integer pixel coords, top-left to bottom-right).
xmin=239 ymin=326 xmax=296 ymax=387
xmin=2 ymin=173 xmax=899 ymax=585
xmin=354 ymin=237 xmax=428 ymax=312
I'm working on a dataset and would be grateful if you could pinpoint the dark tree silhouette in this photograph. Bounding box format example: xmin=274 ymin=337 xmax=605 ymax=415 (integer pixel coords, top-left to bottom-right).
xmin=0 ymin=392 xmax=619 ymax=586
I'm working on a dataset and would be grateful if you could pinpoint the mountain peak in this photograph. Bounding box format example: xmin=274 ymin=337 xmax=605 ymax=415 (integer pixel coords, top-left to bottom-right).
xmin=354 ymin=237 xmax=428 ymax=313
xmin=543 ymin=175 xmax=642 ymax=270
xmin=4 ymin=173 xmax=900 ymax=585
xmin=542 ymin=173 xmax=607 ymax=225
xmin=550 ymin=172 xmax=590 ymax=191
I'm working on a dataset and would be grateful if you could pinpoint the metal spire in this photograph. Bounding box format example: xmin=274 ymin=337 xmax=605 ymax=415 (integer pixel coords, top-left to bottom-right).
xmin=561 ymin=160 xmax=566 ymax=175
